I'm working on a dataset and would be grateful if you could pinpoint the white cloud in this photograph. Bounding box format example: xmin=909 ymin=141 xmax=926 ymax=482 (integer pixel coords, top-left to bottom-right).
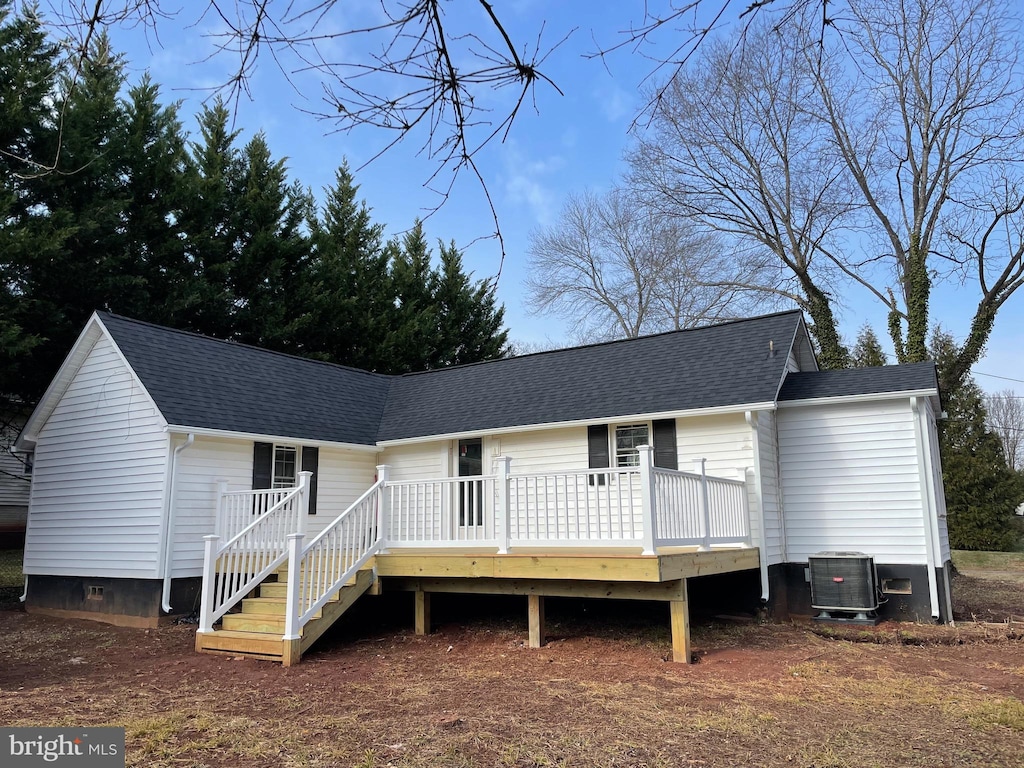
xmin=501 ymin=143 xmax=564 ymax=225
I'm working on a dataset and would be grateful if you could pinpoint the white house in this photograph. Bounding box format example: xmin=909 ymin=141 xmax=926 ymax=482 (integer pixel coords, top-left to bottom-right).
xmin=0 ymin=413 xmax=31 ymax=546
xmin=14 ymin=311 xmax=952 ymax=662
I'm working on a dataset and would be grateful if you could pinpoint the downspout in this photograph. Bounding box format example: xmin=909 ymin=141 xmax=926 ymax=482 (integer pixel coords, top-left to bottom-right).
xmin=161 ymin=433 xmax=195 ymax=613
xmin=745 ymin=411 xmax=770 ymax=603
xmin=910 ymin=398 xmax=940 ymax=620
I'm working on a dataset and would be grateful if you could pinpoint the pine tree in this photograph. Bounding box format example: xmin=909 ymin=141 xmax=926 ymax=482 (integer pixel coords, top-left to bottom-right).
xmin=229 ymin=133 xmax=312 ymax=350
xmin=431 ymin=241 xmax=508 ymax=367
xmin=386 ymin=220 xmax=439 ymax=373
xmin=931 ymin=329 xmax=1022 ymax=551
xmin=0 ymin=1 xmax=60 ymax=406
xmin=851 ymin=325 xmax=887 ymax=368
xmin=178 ymin=99 xmax=242 ymax=339
xmin=305 ymin=161 xmax=392 ymax=369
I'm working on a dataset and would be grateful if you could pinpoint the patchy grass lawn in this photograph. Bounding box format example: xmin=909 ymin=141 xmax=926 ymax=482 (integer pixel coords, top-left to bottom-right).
xmin=1 ymin=581 xmax=1023 ymax=768
xmin=953 ymin=550 xmax=1024 ymax=575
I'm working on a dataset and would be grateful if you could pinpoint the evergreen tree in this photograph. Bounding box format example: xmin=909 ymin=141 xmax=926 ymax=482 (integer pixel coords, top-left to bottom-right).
xmin=0 ymin=1 xmax=60 ymax=406
xmin=386 ymin=220 xmax=439 ymax=373
xmin=229 ymin=133 xmax=312 ymax=350
xmin=116 ymin=75 xmax=192 ymax=324
xmin=851 ymin=325 xmax=887 ymax=368
xmin=178 ymin=99 xmax=242 ymax=339
xmin=305 ymin=161 xmax=392 ymax=369
xmin=13 ymin=32 xmax=128 ymax=401
xmin=930 ymin=329 xmax=1022 ymax=551
xmin=430 ymin=241 xmax=508 ymax=367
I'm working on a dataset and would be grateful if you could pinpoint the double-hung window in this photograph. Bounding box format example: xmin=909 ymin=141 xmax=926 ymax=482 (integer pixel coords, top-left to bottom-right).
xmin=614 ymin=424 xmax=650 ymax=468
xmin=272 ymin=445 xmax=298 ymax=488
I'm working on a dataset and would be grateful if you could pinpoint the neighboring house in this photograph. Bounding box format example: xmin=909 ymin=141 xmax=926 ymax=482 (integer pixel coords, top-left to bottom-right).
xmin=14 ymin=311 xmax=952 ymax=662
xmin=0 ymin=411 xmax=31 ymax=547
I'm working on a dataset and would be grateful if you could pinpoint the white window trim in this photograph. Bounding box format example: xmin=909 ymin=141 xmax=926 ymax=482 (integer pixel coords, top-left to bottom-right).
xmin=272 ymin=444 xmax=299 ymax=488
xmin=612 ymin=422 xmax=651 ymax=468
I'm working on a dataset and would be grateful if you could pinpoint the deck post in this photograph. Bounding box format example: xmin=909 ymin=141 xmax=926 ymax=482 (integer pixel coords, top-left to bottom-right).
xmin=414 ymin=589 xmax=431 ymax=635
xmin=296 ymin=471 xmax=312 ymax=534
xmin=638 ymin=445 xmax=657 ymax=555
xmin=376 ymin=464 xmax=391 ymax=551
xmin=282 ymin=533 xmax=305 ymax=643
xmin=670 ymin=580 xmax=692 ymax=663
xmin=197 ymin=534 xmax=220 ymax=634
xmin=528 ymin=594 xmax=546 ymax=648
xmin=694 ymin=458 xmax=711 ymax=551
xmin=495 ymin=456 xmax=512 ymax=554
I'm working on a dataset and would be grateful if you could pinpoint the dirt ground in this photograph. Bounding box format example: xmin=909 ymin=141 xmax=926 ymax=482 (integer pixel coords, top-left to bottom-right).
xmin=1 ymin=576 xmax=1022 ymax=768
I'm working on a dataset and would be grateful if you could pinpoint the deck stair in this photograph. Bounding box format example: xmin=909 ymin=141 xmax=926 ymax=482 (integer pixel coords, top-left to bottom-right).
xmin=195 ymin=565 xmax=376 ymax=663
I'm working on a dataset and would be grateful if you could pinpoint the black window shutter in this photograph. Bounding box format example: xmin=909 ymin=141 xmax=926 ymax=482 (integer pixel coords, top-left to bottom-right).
xmin=588 ymin=424 xmax=609 ymax=486
xmin=652 ymin=419 xmax=678 ymax=470
xmin=588 ymin=425 xmax=610 ymax=468
xmin=301 ymin=446 xmax=319 ymax=515
xmin=252 ymin=442 xmax=273 ymax=489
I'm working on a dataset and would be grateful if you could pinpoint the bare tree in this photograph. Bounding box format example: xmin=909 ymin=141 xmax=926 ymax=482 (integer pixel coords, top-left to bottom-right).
xmin=525 ymin=187 xmax=758 ymax=341
xmin=984 ymin=390 xmax=1024 ymax=472
xmin=631 ymin=0 xmax=1024 ymax=385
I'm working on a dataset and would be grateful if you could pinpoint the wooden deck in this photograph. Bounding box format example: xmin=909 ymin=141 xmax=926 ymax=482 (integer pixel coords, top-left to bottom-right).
xmin=375 ymin=546 xmax=761 ymax=663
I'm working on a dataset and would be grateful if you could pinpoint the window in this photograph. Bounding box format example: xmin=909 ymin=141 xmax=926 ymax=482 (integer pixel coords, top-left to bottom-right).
xmin=615 ymin=424 xmax=650 ymax=467
xmin=272 ymin=445 xmax=298 ymax=488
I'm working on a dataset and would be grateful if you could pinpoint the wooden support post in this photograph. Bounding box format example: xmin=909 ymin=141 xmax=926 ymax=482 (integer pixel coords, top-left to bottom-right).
xmin=527 ymin=594 xmax=546 ymax=648
xmin=669 ymin=579 xmax=692 ymax=664
xmin=414 ymin=590 xmax=431 ymax=635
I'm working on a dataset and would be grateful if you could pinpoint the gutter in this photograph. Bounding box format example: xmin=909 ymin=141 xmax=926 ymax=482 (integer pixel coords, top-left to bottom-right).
xmin=161 ymin=433 xmax=195 ymax=613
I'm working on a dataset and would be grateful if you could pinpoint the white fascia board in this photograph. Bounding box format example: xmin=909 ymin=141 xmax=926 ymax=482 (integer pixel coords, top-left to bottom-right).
xmin=776 ymin=389 xmax=939 ymax=409
xmin=375 ymin=401 xmax=778 ymax=448
xmin=164 ymin=424 xmax=379 ymax=453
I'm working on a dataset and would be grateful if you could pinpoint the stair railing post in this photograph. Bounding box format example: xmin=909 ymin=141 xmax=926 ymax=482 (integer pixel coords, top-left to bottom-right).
xmin=494 ymin=456 xmax=512 ymax=554
xmin=375 ymin=465 xmax=392 ymax=551
xmin=296 ymin=471 xmax=312 ymax=535
xmin=694 ymin=458 xmax=711 ymax=551
xmin=282 ymin=532 xmax=305 ymax=641
xmin=198 ymin=534 xmax=220 ymax=634
xmin=638 ymin=445 xmax=657 ymax=555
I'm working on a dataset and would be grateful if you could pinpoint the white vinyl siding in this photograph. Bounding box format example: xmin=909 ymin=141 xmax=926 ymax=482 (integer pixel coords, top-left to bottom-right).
xmin=778 ymin=400 xmax=927 ymax=564
xmin=306 ymin=447 xmax=379 ymax=537
xmin=492 ymin=427 xmax=588 ymax=475
xmin=24 ymin=335 xmax=169 ymax=578
xmin=171 ymin=435 xmax=253 ymax=577
xmin=380 ymin=442 xmax=447 ymax=481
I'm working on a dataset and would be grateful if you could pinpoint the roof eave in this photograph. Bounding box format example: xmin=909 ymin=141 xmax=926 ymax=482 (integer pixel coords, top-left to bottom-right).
xmin=376 ymin=401 xmax=778 ymax=447
xmin=165 ymin=424 xmax=379 ymax=452
xmin=777 ymin=388 xmax=940 ymax=409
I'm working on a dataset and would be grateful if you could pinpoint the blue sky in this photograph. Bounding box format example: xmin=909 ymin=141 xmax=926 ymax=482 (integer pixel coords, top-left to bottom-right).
xmin=101 ymin=0 xmax=1023 ymax=395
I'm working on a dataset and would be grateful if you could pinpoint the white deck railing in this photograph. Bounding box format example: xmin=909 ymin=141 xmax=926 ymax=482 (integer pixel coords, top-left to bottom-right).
xmin=197 ymin=472 xmax=311 ymax=634
xmin=196 ymin=449 xmax=753 ymax=644
xmin=385 ymin=475 xmax=499 ymax=547
xmin=282 ymin=475 xmax=386 ymax=640
xmin=507 ymin=467 xmax=645 ymax=546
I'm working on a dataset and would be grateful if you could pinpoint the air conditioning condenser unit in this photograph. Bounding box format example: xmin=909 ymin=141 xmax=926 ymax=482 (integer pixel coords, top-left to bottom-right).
xmin=807 ymin=551 xmax=880 ymax=625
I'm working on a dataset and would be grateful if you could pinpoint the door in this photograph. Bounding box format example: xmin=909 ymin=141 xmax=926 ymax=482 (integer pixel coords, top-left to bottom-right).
xmin=458 ymin=438 xmax=484 ymax=527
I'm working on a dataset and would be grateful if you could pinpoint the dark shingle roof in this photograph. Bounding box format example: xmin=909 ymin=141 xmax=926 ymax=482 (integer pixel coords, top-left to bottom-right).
xmin=97 ymin=310 xmax=811 ymax=444
xmin=376 ymin=312 xmax=805 ymax=440
xmin=97 ymin=313 xmax=391 ymax=445
xmin=778 ymin=362 xmax=938 ymax=402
